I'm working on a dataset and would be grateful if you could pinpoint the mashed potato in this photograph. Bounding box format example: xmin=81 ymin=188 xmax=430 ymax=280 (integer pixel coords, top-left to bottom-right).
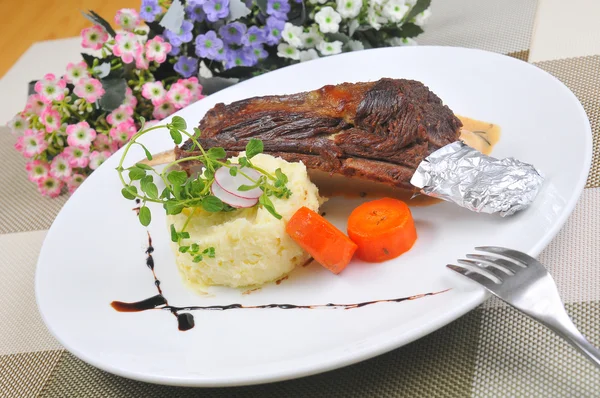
xmin=167 ymin=153 xmax=323 ymax=292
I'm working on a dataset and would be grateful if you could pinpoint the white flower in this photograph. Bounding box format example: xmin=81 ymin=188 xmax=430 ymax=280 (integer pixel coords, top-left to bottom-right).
xmin=336 ymin=0 xmax=362 ymax=19
xmin=277 ymin=43 xmax=300 ymax=60
xmin=301 ymin=25 xmax=322 ymax=48
xmin=383 ymin=0 xmax=409 ymax=23
xmin=282 ymin=23 xmax=304 ymax=47
xmin=346 ymin=40 xmax=364 ymax=51
xmin=405 ymin=0 xmax=417 ymax=5
xmin=388 ymin=37 xmax=417 ymax=46
xmin=414 ymin=8 xmax=432 ymax=26
xmin=315 ymin=7 xmax=342 ymax=34
xmin=299 ymin=49 xmax=320 ymax=62
xmin=317 ymin=40 xmax=343 ymax=56
xmin=370 ymin=0 xmax=386 ymax=6
xmin=7 ymin=114 xmax=29 ymax=135
xmin=309 ymin=0 xmax=327 ymax=4
xmin=367 ymin=5 xmax=387 ymax=30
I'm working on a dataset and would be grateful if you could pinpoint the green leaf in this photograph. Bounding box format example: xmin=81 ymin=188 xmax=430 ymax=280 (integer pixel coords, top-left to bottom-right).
xmin=145 ymin=182 xmax=159 ymax=199
xmin=259 ymin=194 xmax=282 ymax=220
xmin=167 ymin=170 xmax=188 ymax=186
xmin=98 ymin=78 xmax=127 ymax=112
xmin=193 ymin=254 xmax=204 ymax=263
xmin=170 ymin=116 xmax=187 ymax=130
xmin=245 ymin=139 xmax=263 ymax=159
xmin=237 ymin=184 xmax=258 ymax=191
xmin=169 ymin=128 xmax=183 ymax=145
xmin=190 ymin=243 xmax=199 ymax=252
xmin=275 ymin=168 xmax=288 ymax=184
xmin=165 ymin=201 xmax=184 ymax=215
xmin=206 ymin=147 xmax=226 ymax=160
xmin=80 ymin=10 xmax=117 ymax=37
xmin=201 ymin=195 xmax=224 ymax=212
xmin=229 ymin=167 xmax=238 ymax=176
xmin=204 ymin=168 xmax=214 ymax=180
xmin=256 ymin=0 xmax=268 ymax=14
xmin=139 ymin=206 xmax=151 ymax=226
xmin=180 ymin=231 xmax=190 ymax=239
xmin=136 ymin=143 xmax=153 ymax=161
xmin=406 ymin=0 xmax=431 ymax=21
xmin=238 ymin=157 xmax=251 ymax=168
xmin=188 ymin=179 xmax=205 ymax=196
xmin=179 ymin=246 xmax=190 ymax=253
xmin=288 ymin=0 xmax=306 ymax=26
xmin=398 ymin=22 xmax=424 ymax=38
xmin=128 ymin=167 xmax=146 ymax=181
xmin=135 ymin=163 xmax=153 ymax=170
xmin=193 ymin=127 xmax=202 ymax=137
xmin=80 ymin=53 xmax=96 ymax=69
xmin=170 ymin=224 xmax=178 ymax=242
xmin=203 ymin=247 xmax=216 ymax=258
xmin=160 ymin=188 xmax=171 ymax=199
xmin=121 ymin=186 xmax=137 ymax=200
xmin=325 ymin=32 xmax=350 ymax=44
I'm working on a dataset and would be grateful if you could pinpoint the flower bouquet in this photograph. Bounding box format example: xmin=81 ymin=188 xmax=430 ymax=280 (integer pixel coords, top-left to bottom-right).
xmin=6 ymin=0 xmax=430 ymax=197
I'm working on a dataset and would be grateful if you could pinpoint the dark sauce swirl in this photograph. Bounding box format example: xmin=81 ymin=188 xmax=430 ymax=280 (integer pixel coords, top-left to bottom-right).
xmin=111 ymin=232 xmax=450 ymax=331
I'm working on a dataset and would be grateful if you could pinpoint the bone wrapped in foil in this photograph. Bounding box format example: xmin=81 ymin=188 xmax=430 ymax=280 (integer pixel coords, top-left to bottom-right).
xmin=410 ymin=141 xmax=544 ymax=216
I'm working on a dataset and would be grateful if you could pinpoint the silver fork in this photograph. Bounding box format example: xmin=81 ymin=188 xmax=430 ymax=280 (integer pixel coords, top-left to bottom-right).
xmin=447 ymin=246 xmax=600 ymax=368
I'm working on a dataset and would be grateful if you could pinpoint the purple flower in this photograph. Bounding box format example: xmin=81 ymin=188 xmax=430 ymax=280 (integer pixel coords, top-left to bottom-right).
xmin=213 ymin=45 xmax=228 ymax=62
xmin=169 ymin=44 xmax=181 ymax=56
xmin=164 ymin=20 xmax=194 ymax=47
xmin=174 ymin=56 xmax=199 ymax=78
xmin=265 ymin=17 xmax=285 ymax=46
xmin=224 ymin=48 xmax=255 ymax=69
xmin=186 ymin=0 xmax=206 ymax=22
xmin=242 ymin=26 xmax=267 ymax=46
xmin=267 ymin=0 xmax=290 ymax=20
xmin=195 ymin=31 xmax=224 ymax=59
xmin=218 ymin=22 xmax=247 ymax=45
xmin=250 ymin=44 xmax=268 ymax=60
xmin=140 ymin=0 xmax=162 ymax=22
xmin=203 ymin=0 xmax=229 ymax=22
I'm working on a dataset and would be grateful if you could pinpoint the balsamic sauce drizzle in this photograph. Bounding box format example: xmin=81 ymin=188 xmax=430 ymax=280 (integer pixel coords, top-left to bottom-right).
xmin=112 ymin=204 xmax=450 ymax=332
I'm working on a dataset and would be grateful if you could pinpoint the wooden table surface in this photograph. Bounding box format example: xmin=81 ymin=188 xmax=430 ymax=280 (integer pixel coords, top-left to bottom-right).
xmin=0 ymin=0 xmax=138 ymax=79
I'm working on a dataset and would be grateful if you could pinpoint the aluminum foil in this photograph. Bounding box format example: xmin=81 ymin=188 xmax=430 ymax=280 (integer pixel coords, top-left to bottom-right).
xmin=410 ymin=141 xmax=544 ymax=217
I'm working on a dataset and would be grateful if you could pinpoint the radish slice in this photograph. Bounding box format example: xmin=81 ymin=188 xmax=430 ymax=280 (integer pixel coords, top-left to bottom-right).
xmin=214 ymin=166 xmax=263 ymax=199
xmin=211 ymin=182 xmax=258 ymax=208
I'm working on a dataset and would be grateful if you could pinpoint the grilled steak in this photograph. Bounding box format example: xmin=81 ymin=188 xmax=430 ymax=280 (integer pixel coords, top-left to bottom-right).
xmin=176 ymin=78 xmax=462 ymax=191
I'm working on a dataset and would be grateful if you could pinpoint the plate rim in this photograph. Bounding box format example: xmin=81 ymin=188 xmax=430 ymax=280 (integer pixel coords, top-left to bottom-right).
xmin=35 ymin=45 xmax=593 ymax=387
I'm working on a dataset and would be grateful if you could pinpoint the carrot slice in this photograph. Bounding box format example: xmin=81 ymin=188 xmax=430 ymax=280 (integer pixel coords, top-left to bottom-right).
xmin=347 ymin=198 xmax=417 ymax=263
xmin=286 ymin=207 xmax=357 ymax=274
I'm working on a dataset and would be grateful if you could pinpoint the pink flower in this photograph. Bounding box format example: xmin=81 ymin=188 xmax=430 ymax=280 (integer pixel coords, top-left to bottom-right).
xmin=123 ymin=87 xmax=138 ymax=108
xmin=40 ymin=108 xmax=61 ymax=132
xmin=25 ymin=94 xmax=47 ymax=115
xmin=113 ymin=32 xmax=142 ymax=64
xmin=7 ymin=113 xmax=29 ymax=135
xmin=66 ymin=173 xmax=86 ymax=194
xmin=135 ymin=51 xmax=150 ymax=70
xmin=145 ymin=36 xmax=172 ymax=64
xmin=89 ymin=150 xmax=111 ymax=170
xmin=66 ymin=121 xmax=97 ymax=148
xmin=26 ymin=160 xmax=50 ymax=182
xmin=109 ymin=121 xmax=136 ymax=145
xmin=74 ymin=78 xmax=105 ymax=103
xmin=152 ymin=100 xmax=177 ymax=120
xmin=63 ymin=146 xmax=90 ymax=168
xmin=178 ymin=77 xmax=205 ymax=102
xmin=64 ymin=61 xmax=89 ymax=84
xmin=50 ymin=155 xmax=72 ymax=179
xmin=17 ymin=131 xmax=48 ymax=157
xmin=166 ymin=83 xmax=192 ymax=109
xmin=114 ymin=8 xmax=141 ymax=31
xmin=141 ymin=81 xmax=166 ymax=106
xmin=81 ymin=25 xmax=108 ymax=50
xmin=107 ymin=105 xmax=134 ymax=126
xmin=34 ymin=73 xmax=67 ymax=103
xmin=37 ymin=175 xmax=63 ymax=198
xmin=93 ymin=134 xmax=118 ymax=152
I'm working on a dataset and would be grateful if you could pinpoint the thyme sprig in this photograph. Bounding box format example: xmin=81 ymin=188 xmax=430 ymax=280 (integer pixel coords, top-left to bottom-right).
xmin=117 ymin=115 xmax=292 ymax=262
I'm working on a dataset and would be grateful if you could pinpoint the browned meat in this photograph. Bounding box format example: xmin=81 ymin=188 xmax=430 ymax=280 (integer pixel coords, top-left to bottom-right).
xmin=176 ymin=78 xmax=462 ymax=191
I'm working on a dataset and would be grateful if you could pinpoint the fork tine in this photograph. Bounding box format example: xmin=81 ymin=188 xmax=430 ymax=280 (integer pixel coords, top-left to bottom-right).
xmin=475 ymin=246 xmax=537 ymax=266
xmin=466 ymin=254 xmax=523 ymax=273
xmin=446 ymin=264 xmax=498 ymax=289
xmin=457 ymin=259 xmax=507 ymax=282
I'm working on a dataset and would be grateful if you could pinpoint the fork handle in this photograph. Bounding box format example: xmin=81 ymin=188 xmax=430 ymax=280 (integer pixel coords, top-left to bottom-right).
xmin=543 ymin=314 xmax=600 ymax=368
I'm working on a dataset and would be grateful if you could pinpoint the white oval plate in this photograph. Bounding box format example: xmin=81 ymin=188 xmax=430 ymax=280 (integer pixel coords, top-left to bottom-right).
xmin=36 ymin=46 xmax=592 ymax=387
